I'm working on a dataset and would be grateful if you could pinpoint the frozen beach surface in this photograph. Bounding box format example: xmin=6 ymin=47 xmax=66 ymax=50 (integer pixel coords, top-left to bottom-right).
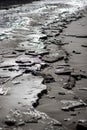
xmin=0 ymin=0 xmax=87 ymax=129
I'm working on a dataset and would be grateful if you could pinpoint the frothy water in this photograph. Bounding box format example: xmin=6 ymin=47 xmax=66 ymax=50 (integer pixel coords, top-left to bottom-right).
xmin=0 ymin=0 xmax=87 ymax=115
xmin=0 ymin=0 xmax=87 ymax=42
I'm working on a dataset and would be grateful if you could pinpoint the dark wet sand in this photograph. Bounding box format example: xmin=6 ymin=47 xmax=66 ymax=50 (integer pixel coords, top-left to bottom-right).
xmin=37 ymin=15 xmax=87 ymax=130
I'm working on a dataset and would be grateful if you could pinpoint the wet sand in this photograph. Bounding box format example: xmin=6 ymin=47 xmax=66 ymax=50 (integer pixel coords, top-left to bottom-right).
xmin=36 ymin=14 xmax=87 ymax=130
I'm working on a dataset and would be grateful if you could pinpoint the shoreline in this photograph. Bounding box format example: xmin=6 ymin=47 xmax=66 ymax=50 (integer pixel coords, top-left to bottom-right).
xmin=0 ymin=3 xmax=87 ymax=130
xmin=36 ymin=13 xmax=87 ymax=130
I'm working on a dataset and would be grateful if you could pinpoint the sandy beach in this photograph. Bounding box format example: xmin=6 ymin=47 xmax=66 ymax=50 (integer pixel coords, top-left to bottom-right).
xmin=0 ymin=1 xmax=87 ymax=130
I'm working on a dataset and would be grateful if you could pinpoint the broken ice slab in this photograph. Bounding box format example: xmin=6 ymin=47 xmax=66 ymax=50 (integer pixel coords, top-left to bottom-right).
xmin=16 ymin=55 xmax=47 ymax=71
xmin=55 ymin=66 xmax=73 ymax=75
xmin=25 ymin=50 xmax=49 ymax=56
xmin=0 ymin=33 xmax=8 ymax=41
xmin=0 ymin=87 xmax=9 ymax=95
xmin=0 ymin=76 xmax=10 ymax=84
xmin=0 ymin=69 xmax=23 ymax=79
xmin=16 ymin=55 xmax=45 ymax=64
xmin=0 ymin=88 xmax=5 ymax=95
xmin=72 ymin=50 xmax=81 ymax=54
xmin=79 ymin=88 xmax=87 ymax=91
xmin=0 ymin=58 xmax=17 ymax=68
xmin=17 ymin=40 xmax=45 ymax=53
xmin=0 ymin=57 xmax=23 ymax=79
xmin=26 ymin=64 xmax=42 ymax=72
xmin=4 ymin=107 xmax=48 ymax=127
xmin=42 ymin=74 xmax=55 ymax=84
xmin=63 ymin=76 xmax=76 ymax=90
xmin=2 ymin=54 xmax=20 ymax=58
xmin=42 ymin=53 xmax=64 ymax=63
xmin=0 ymin=54 xmax=47 ymax=80
xmin=15 ymin=48 xmax=26 ymax=52
xmin=61 ymin=100 xmax=87 ymax=111
xmin=71 ymin=71 xmax=87 ymax=80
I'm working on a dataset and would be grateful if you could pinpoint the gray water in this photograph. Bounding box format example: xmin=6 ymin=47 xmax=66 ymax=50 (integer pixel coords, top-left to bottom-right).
xmin=0 ymin=0 xmax=87 ymax=43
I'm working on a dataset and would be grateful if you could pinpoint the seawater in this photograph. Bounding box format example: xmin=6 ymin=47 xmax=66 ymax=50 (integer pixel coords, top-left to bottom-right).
xmin=0 ymin=0 xmax=87 ymax=41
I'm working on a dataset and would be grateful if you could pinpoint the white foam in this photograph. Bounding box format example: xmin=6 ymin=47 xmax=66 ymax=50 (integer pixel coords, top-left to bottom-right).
xmin=0 ymin=0 xmax=87 ymax=41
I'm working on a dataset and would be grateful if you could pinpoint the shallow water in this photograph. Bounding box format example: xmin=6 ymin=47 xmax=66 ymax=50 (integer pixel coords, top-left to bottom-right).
xmin=0 ymin=0 xmax=87 ymax=42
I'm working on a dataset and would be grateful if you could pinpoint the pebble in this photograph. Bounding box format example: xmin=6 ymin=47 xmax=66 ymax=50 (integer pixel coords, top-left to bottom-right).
xmin=5 ymin=118 xmax=17 ymax=126
xmin=61 ymin=100 xmax=86 ymax=111
xmin=64 ymin=118 xmax=71 ymax=121
xmin=42 ymin=74 xmax=55 ymax=84
xmin=78 ymin=120 xmax=87 ymax=123
xmin=70 ymin=112 xmax=77 ymax=116
xmin=81 ymin=44 xmax=87 ymax=48
xmin=58 ymin=92 xmax=66 ymax=95
xmin=47 ymin=95 xmax=55 ymax=99
xmin=63 ymin=77 xmax=76 ymax=90
xmin=76 ymin=121 xmax=87 ymax=130
xmin=72 ymin=50 xmax=81 ymax=54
